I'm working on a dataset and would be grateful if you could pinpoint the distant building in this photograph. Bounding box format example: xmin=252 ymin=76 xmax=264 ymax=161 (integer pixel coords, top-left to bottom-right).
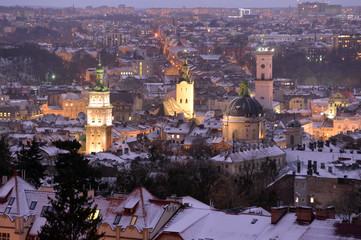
xmin=103 ymin=32 xmax=126 ymax=47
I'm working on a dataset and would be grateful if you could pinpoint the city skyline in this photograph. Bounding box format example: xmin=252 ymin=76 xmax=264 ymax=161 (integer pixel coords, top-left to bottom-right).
xmin=1 ymin=0 xmax=360 ymax=9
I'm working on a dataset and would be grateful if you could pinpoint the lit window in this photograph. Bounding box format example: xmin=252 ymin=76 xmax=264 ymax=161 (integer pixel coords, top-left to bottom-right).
xmin=177 ymin=135 xmax=180 ymax=139
xmin=88 ymin=209 xmax=100 ymax=220
xmin=92 ymin=118 xmax=95 ymax=123
xmin=130 ymin=215 xmax=138 ymax=225
xmin=295 ymin=197 xmax=299 ymax=203
xmin=310 ymin=197 xmax=314 ymax=203
xmin=113 ymin=214 xmax=122 ymax=225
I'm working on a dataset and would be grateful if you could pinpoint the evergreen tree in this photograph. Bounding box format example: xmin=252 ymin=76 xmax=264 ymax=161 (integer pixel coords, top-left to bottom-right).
xmin=39 ymin=141 xmax=103 ymax=240
xmin=16 ymin=140 xmax=46 ymax=188
xmin=0 ymin=134 xmax=13 ymax=178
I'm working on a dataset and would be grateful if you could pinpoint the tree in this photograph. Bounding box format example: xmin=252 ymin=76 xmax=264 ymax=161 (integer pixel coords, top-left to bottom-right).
xmin=16 ymin=140 xmax=46 ymax=188
xmin=0 ymin=134 xmax=13 ymax=178
xmin=39 ymin=141 xmax=103 ymax=240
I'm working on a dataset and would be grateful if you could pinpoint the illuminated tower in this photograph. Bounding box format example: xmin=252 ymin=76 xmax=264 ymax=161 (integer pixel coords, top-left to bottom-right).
xmin=85 ymin=57 xmax=113 ymax=154
xmin=255 ymin=47 xmax=274 ymax=111
xmin=176 ymin=58 xmax=194 ymax=118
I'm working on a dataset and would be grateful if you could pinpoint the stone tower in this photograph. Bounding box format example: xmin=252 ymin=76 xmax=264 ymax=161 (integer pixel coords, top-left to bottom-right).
xmin=255 ymin=47 xmax=274 ymax=111
xmin=85 ymin=57 xmax=113 ymax=154
xmin=176 ymin=58 xmax=194 ymax=119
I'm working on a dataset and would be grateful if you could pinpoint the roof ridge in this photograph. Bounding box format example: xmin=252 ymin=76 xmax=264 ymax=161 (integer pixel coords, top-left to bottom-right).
xmin=139 ymin=188 xmax=147 ymax=228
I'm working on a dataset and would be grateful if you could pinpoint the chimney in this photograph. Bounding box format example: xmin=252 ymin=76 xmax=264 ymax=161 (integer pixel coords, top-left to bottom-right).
xmin=315 ymin=206 xmax=335 ymax=220
xmin=271 ymin=206 xmax=288 ymax=224
xmin=296 ymin=206 xmax=314 ymax=223
xmin=297 ymin=161 xmax=301 ymax=173
xmin=1 ymin=176 xmax=8 ymax=184
xmin=307 ymin=160 xmax=313 ymax=176
xmin=313 ymin=161 xmax=317 ymax=174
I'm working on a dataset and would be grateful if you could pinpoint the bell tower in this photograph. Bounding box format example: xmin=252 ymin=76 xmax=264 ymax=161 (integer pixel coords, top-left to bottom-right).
xmin=85 ymin=56 xmax=113 ymax=154
xmin=255 ymin=47 xmax=274 ymax=111
xmin=176 ymin=58 xmax=194 ymax=119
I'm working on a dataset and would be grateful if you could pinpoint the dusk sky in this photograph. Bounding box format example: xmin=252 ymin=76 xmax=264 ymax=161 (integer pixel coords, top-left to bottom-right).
xmin=1 ymin=0 xmax=360 ymax=9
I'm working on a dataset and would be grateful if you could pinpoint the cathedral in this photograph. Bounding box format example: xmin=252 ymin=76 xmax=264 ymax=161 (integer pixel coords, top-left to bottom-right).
xmin=85 ymin=57 xmax=113 ymax=154
xmin=222 ymin=80 xmax=265 ymax=143
xmin=162 ymin=58 xmax=195 ymax=119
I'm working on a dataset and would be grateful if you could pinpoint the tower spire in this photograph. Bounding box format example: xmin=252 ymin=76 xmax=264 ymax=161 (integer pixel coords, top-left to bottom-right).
xmin=239 ymin=79 xmax=249 ymax=97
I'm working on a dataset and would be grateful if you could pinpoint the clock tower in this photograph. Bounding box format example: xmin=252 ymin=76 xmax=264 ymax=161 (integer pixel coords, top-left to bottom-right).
xmin=255 ymin=47 xmax=274 ymax=111
xmin=85 ymin=57 xmax=113 ymax=154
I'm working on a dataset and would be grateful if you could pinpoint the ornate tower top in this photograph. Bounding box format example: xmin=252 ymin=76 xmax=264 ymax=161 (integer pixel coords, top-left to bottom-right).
xmin=239 ymin=79 xmax=249 ymax=97
xmin=91 ymin=52 xmax=109 ymax=92
xmin=177 ymin=58 xmax=193 ymax=84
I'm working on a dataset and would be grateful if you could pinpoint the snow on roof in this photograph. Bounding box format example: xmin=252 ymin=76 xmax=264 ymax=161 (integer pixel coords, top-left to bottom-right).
xmin=181 ymin=196 xmax=211 ymax=210
xmin=40 ymin=146 xmax=68 ymax=157
xmin=212 ymin=145 xmax=286 ymax=163
xmin=0 ymin=175 xmax=36 ymax=218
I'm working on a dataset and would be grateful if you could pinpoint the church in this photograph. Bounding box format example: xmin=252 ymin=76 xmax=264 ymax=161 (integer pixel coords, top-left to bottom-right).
xmin=161 ymin=58 xmax=195 ymax=120
xmin=85 ymin=57 xmax=113 ymax=154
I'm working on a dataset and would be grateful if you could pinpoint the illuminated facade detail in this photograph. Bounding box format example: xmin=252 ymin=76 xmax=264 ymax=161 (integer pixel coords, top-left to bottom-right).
xmin=326 ymin=92 xmax=348 ymax=119
xmin=222 ymin=80 xmax=265 ymax=143
xmin=255 ymin=47 xmax=274 ymax=111
xmin=85 ymin=57 xmax=113 ymax=154
xmin=176 ymin=58 xmax=194 ymax=118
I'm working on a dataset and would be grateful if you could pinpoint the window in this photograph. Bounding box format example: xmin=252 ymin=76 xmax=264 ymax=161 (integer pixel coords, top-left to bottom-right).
xmin=261 ymin=73 xmax=265 ymax=80
xmin=0 ymin=233 xmax=9 ymax=240
xmin=185 ymin=99 xmax=188 ymax=103
xmin=113 ymin=214 xmax=122 ymax=225
xmin=88 ymin=210 xmax=100 ymax=220
xmin=130 ymin=215 xmax=138 ymax=225
xmin=8 ymin=197 xmax=15 ymax=206
xmin=179 ymin=99 xmax=182 ymax=103
xmin=98 ymin=118 xmax=102 ymax=123
xmin=29 ymin=201 xmax=37 ymax=210
xmin=41 ymin=206 xmax=53 ymax=217
xmin=92 ymin=118 xmax=95 ymax=123
xmin=251 ymin=219 xmax=258 ymax=224
xmin=4 ymin=207 xmax=11 ymax=214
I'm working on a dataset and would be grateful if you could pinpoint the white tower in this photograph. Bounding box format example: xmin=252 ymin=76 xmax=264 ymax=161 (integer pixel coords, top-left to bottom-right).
xmin=176 ymin=58 xmax=194 ymax=119
xmin=255 ymin=47 xmax=274 ymax=111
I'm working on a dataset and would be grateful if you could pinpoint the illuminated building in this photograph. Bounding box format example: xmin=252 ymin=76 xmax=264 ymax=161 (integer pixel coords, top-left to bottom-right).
xmin=222 ymin=80 xmax=265 ymax=142
xmin=85 ymin=57 xmax=113 ymax=154
xmin=255 ymin=47 xmax=274 ymax=111
xmin=161 ymin=58 xmax=195 ymax=119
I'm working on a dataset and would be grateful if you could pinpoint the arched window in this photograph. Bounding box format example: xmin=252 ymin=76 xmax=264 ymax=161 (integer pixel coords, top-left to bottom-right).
xmin=185 ymin=99 xmax=188 ymax=103
xmin=98 ymin=118 xmax=102 ymax=123
xmin=290 ymin=135 xmax=295 ymax=145
xmin=180 ymin=99 xmax=182 ymax=103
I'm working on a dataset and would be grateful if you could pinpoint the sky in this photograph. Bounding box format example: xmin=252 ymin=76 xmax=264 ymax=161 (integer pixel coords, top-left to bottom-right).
xmin=1 ymin=0 xmax=360 ymax=9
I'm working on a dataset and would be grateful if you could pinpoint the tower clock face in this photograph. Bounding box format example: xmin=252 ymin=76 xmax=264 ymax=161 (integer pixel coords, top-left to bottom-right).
xmin=261 ymin=64 xmax=265 ymax=69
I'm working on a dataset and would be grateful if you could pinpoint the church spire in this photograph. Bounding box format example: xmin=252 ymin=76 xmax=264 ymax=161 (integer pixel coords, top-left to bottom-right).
xmin=177 ymin=57 xmax=193 ymax=84
xmin=239 ymin=79 xmax=249 ymax=97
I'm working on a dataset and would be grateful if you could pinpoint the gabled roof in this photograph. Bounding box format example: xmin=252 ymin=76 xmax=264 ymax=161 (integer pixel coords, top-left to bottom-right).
xmin=0 ymin=174 xmax=36 ymax=217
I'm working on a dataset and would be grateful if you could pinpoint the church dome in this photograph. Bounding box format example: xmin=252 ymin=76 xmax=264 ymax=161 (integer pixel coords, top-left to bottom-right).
xmin=287 ymin=119 xmax=302 ymax=128
xmin=224 ymin=96 xmax=264 ymax=118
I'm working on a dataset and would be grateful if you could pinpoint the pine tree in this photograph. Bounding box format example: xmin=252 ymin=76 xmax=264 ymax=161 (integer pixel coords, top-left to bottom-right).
xmin=39 ymin=141 xmax=103 ymax=240
xmin=16 ymin=140 xmax=46 ymax=188
xmin=0 ymin=134 xmax=13 ymax=178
